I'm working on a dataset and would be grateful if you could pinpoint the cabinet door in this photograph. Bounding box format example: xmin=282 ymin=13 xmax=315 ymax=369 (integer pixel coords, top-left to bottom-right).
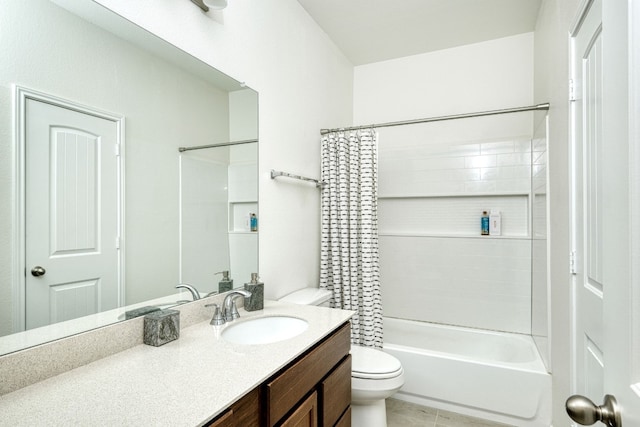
xmin=266 ymin=323 xmax=350 ymax=425
xmin=280 ymin=392 xmax=318 ymax=427
xmin=320 ymin=355 xmax=351 ymax=427
xmin=334 ymin=407 xmax=351 ymax=427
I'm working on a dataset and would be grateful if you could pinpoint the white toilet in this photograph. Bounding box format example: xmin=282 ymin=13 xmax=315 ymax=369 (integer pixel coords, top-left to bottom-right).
xmin=279 ymin=287 xmax=405 ymax=427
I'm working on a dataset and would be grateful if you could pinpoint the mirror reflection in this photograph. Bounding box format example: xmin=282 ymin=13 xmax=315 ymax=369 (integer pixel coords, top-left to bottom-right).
xmin=0 ymin=0 xmax=258 ymax=354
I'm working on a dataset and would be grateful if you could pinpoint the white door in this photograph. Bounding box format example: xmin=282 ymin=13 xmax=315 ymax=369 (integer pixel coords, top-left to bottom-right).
xmin=569 ymin=0 xmax=640 ymax=425
xmin=25 ymin=98 xmax=121 ymax=330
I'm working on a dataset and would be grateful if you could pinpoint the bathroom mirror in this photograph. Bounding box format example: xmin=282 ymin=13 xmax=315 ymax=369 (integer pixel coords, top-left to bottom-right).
xmin=0 ymin=0 xmax=258 ymax=355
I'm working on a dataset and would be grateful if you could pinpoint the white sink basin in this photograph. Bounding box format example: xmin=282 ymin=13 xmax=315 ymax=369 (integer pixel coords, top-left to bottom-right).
xmin=221 ymin=316 xmax=308 ymax=345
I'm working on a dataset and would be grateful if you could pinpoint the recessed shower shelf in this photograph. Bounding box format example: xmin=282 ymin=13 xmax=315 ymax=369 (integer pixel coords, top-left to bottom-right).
xmin=228 ymin=201 xmax=258 ymax=232
xmin=378 ymin=192 xmax=530 ymax=199
xmin=379 ymin=232 xmax=530 ymax=240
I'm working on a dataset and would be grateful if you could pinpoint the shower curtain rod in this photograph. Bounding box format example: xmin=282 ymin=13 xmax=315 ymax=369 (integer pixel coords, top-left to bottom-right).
xmin=320 ymin=103 xmax=550 ymax=135
xmin=178 ymin=138 xmax=258 ymax=152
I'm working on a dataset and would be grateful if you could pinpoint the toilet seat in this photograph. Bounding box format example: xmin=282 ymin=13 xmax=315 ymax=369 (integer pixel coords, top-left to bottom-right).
xmin=350 ymin=345 xmax=403 ymax=380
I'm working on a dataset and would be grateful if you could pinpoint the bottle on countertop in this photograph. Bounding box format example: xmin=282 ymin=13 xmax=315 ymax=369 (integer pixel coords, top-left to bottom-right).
xmin=244 ymin=273 xmax=264 ymax=311
xmin=481 ymin=211 xmax=490 ymax=235
xmin=216 ymin=270 xmax=233 ymax=293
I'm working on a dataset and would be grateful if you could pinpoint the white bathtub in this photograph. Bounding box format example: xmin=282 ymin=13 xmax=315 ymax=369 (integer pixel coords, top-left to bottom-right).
xmin=383 ymin=317 xmax=551 ymax=426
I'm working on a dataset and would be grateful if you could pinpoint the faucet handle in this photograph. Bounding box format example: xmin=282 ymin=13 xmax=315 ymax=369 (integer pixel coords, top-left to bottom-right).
xmin=205 ymin=303 xmax=225 ymax=326
xmin=226 ymin=298 xmax=241 ymax=321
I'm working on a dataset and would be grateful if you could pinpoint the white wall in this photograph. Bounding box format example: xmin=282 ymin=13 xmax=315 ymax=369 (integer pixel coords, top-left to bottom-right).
xmin=88 ymin=0 xmax=353 ymax=300
xmin=354 ymin=34 xmax=536 ymax=334
xmin=533 ymin=0 xmax=582 ymax=423
xmin=354 ymin=33 xmax=534 ymax=124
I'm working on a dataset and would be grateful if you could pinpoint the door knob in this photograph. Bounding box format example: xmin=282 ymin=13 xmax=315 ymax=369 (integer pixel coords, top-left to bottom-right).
xmin=30 ymin=266 xmax=46 ymax=277
xmin=566 ymin=394 xmax=621 ymax=427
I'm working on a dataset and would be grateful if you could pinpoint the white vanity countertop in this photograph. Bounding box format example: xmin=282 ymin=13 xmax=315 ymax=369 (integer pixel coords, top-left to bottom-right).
xmin=0 ymin=301 xmax=353 ymax=426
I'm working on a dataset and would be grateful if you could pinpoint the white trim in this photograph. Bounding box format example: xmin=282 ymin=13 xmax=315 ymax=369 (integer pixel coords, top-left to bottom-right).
xmin=570 ymin=0 xmax=596 ymax=35
xmin=12 ymin=86 xmax=126 ymax=331
xmin=568 ymin=20 xmax=579 ymax=398
xmin=629 ymin=0 xmax=640 ymax=384
xmin=568 ymin=0 xmax=599 ymax=397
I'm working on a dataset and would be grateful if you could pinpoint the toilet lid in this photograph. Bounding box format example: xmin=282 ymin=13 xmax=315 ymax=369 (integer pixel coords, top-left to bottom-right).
xmin=350 ymin=345 xmax=403 ymax=380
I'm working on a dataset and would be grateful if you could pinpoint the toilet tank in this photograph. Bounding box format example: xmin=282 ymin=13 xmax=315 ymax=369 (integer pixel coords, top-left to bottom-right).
xmin=279 ymin=287 xmax=332 ymax=307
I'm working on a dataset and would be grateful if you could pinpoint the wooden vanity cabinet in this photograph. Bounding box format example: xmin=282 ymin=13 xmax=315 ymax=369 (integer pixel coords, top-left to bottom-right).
xmin=205 ymin=321 xmax=351 ymax=427
xmin=206 ymin=387 xmax=261 ymax=427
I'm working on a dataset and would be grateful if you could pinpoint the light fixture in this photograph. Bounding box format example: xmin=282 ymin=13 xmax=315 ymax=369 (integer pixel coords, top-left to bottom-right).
xmin=190 ymin=0 xmax=227 ymax=12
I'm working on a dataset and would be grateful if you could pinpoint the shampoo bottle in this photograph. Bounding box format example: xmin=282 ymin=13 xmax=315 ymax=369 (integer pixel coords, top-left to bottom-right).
xmin=216 ymin=271 xmax=233 ymax=293
xmin=489 ymin=209 xmax=502 ymax=236
xmin=481 ymin=211 xmax=490 ymax=235
xmin=244 ymin=273 xmax=264 ymax=311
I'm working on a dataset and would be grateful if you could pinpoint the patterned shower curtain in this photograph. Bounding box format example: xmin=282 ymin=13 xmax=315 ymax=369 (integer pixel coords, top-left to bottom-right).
xmin=320 ymin=129 xmax=383 ymax=348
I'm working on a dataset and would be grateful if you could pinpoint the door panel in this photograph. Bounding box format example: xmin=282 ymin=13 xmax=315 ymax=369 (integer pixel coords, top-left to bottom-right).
xmin=25 ymin=99 xmax=121 ymax=329
xmin=50 ymin=279 xmax=100 ymax=323
xmin=569 ymin=0 xmax=640 ymax=424
xmin=51 ymin=127 xmax=99 ymax=255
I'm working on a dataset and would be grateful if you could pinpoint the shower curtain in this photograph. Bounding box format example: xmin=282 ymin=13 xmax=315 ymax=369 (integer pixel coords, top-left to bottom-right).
xmin=320 ymin=129 xmax=383 ymax=348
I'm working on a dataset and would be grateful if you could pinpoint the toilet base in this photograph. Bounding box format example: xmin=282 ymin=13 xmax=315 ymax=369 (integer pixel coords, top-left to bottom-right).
xmin=351 ymin=399 xmax=388 ymax=427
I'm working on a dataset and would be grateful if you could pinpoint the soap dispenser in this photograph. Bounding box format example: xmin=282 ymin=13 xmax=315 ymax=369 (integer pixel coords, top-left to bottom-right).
xmin=216 ymin=271 xmax=234 ymax=293
xmin=244 ymin=273 xmax=264 ymax=311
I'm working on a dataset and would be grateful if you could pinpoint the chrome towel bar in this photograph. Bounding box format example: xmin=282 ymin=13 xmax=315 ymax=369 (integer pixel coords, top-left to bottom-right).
xmin=270 ymin=169 xmax=325 ymax=188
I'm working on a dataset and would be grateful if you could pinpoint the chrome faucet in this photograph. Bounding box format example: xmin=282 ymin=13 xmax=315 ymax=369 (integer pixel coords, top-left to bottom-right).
xmin=175 ymin=283 xmax=201 ymax=301
xmin=222 ymin=290 xmax=252 ymax=322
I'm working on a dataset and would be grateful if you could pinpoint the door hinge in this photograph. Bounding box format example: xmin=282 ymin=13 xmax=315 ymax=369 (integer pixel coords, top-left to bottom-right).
xmin=116 ymin=236 xmax=121 ymax=250
xmin=570 ymin=250 xmax=577 ymax=275
xmin=115 ymin=144 xmax=121 ymax=157
xmin=569 ymin=79 xmax=576 ymax=102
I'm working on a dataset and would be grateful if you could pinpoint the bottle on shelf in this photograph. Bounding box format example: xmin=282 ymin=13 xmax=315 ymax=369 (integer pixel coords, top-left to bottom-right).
xmin=481 ymin=211 xmax=490 ymax=235
xmin=489 ymin=209 xmax=502 ymax=236
xmin=250 ymin=213 xmax=258 ymax=232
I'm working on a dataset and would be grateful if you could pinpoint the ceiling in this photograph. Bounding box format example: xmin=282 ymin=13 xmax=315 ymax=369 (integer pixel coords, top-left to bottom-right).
xmin=296 ymin=0 xmax=543 ymax=65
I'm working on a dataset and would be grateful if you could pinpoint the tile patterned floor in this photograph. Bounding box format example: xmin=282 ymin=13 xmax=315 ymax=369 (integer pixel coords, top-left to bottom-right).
xmin=386 ymin=398 xmax=514 ymax=427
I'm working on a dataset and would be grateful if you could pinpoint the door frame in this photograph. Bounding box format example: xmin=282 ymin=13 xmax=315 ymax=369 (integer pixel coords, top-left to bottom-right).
xmin=630 ymin=0 xmax=640 ymax=398
xmin=568 ymin=0 xmax=599 ymax=399
xmin=11 ymin=86 xmax=126 ymax=332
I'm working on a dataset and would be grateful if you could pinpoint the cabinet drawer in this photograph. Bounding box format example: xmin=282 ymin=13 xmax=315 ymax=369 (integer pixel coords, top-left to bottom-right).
xmin=204 ymin=387 xmax=260 ymax=427
xmin=320 ymin=355 xmax=351 ymax=427
xmin=266 ymin=322 xmax=351 ymax=426
xmin=207 ymin=409 xmax=233 ymax=427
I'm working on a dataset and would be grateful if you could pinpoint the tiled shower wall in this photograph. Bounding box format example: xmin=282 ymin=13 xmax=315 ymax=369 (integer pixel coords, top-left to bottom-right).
xmin=378 ymin=114 xmax=535 ymax=334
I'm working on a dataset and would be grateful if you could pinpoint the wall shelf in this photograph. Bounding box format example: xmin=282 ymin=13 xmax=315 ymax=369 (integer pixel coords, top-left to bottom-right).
xmin=378 ymin=192 xmax=531 ymax=199
xmin=228 ymin=201 xmax=258 ymax=232
xmin=379 ymin=232 xmax=530 ymax=240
